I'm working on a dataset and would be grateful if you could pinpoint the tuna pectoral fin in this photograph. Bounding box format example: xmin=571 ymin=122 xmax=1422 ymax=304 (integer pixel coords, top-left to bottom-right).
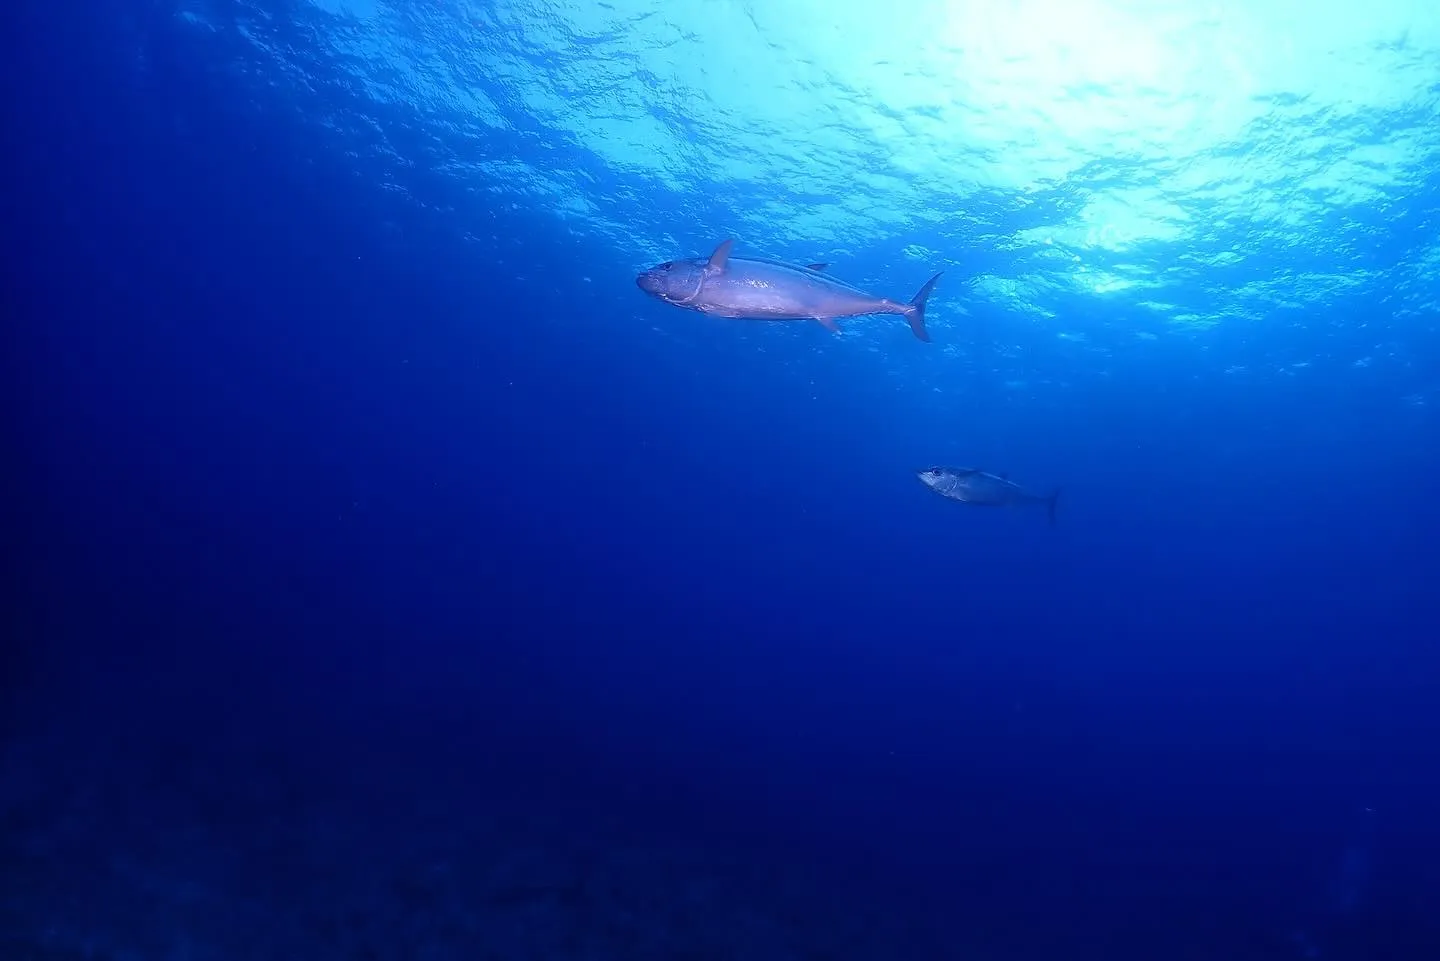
xmin=904 ymin=271 xmax=943 ymax=342
xmin=1046 ymin=489 xmax=1061 ymax=527
xmin=707 ymin=239 xmax=734 ymax=272
xmin=688 ymin=239 xmax=733 ymax=304
xmin=815 ymin=317 xmax=841 ymax=333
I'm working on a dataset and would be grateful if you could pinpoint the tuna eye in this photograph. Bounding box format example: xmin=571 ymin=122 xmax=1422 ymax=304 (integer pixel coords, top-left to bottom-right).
xmin=659 ymin=261 xmax=673 ymax=270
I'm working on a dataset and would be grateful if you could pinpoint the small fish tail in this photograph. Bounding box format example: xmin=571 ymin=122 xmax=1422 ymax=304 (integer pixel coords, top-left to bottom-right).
xmin=904 ymin=272 xmax=943 ymax=342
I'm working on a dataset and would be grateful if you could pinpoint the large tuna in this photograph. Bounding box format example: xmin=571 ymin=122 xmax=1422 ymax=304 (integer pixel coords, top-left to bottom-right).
xmin=636 ymin=239 xmax=943 ymax=342
xmin=917 ymin=467 xmax=1061 ymax=526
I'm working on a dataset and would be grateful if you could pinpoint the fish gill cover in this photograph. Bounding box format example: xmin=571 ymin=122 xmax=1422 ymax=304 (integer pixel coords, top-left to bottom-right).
xmin=4 ymin=1 xmax=1440 ymax=960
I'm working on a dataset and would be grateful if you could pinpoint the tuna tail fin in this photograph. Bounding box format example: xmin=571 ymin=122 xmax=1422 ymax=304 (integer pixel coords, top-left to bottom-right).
xmin=1046 ymin=488 xmax=1061 ymax=527
xmin=904 ymin=272 xmax=943 ymax=342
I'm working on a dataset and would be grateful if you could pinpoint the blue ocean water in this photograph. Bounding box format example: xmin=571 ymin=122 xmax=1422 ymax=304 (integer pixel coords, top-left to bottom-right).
xmin=5 ymin=0 xmax=1439 ymax=958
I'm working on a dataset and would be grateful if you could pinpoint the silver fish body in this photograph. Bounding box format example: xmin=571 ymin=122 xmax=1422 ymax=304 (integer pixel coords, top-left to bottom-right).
xmin=636 ymin=239 xmax=942 ymax=342
xmin=917 ymin=467 xmax=1060 ymax=526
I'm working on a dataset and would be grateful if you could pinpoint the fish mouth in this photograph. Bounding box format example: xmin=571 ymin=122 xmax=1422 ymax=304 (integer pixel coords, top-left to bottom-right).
xmin=916 ymin=468 xmax=944 ymax=487
xmin=636 ymin=273 xmax=659 ymax=294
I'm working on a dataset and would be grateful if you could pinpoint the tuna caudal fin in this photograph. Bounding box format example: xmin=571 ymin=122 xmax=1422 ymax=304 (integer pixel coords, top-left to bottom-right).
xmin=1046 ymin=489 xmax=1061 ymax=527
xmin=905 ymin=272 xmax=943 ymax=342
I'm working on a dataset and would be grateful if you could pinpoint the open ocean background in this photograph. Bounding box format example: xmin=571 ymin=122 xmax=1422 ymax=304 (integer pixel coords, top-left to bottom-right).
xmin=6 ymin=1 xmax=1440 ymax=959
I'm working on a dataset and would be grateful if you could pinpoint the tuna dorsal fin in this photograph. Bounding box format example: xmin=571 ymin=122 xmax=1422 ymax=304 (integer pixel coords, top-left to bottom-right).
xmin=807 ymin=262 xmax=830 ymax=271
xmin=707 ymin=239 xmax=734 ymax=273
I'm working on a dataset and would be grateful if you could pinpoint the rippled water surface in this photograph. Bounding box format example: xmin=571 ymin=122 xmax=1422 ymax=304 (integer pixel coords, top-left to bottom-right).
xmin=180 ymin=0 xmax=1440 ymax=358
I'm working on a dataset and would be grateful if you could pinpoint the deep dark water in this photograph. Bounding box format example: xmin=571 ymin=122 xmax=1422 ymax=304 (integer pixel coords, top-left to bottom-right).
xmin=7 ymin=2 xmax=1440 ymax=960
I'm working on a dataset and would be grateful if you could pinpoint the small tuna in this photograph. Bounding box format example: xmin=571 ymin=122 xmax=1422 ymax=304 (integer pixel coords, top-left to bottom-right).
xmin=636 ymin=238 xmax=943 ymax=342
xmin=917 ymin=467 xmax=1061 ymax=526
